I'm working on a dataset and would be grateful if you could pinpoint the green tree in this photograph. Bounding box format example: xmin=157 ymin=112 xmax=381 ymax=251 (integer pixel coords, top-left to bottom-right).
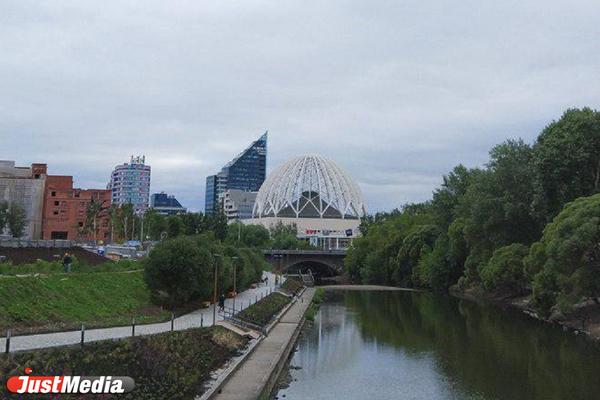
xmin=84 ymin=200 xmax=103 ymax=243
xmin=526 ymin=193 xmax=600 ymax=316
xmin=227 ymin=222 xmax=270 ymax=248
xmin=479 ymin=243 xmax=529 ymax=293
xmin=532 ymin=108 xmax=600 ymax=221
xmin=7 ymin=203 xmax=26 ymax=238
xmin=0 ymin=201 xmax=8 ymax=234
xmin=144 ymin=236 xmax=214 ymax=307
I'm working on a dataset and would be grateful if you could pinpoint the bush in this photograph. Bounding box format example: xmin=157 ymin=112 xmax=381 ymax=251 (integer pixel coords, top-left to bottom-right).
xmin=281 ymin=277 xmax=304 ymax=296
xmin=0 ymin=326 xmax=247 ymax=400
xmin=479 ymin=243 xmax=529 ymax=293
xmin=236 ymin=292 xmax=290 ymax=327
xmin=144 ymin=237 xmax=214 ymax=307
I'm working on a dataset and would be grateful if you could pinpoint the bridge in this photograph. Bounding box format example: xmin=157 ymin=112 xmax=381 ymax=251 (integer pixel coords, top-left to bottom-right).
xmin=263 ymin=249 xmax=347 ymax=277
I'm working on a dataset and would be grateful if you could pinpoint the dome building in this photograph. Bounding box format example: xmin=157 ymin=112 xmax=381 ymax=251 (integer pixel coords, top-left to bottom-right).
xmin=249 ymin=155 xmax=366 ymax=249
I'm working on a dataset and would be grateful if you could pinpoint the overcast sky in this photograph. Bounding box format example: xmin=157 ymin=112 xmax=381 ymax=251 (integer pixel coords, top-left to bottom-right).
xmin=2 ymin=1 xmax=600 ymax=212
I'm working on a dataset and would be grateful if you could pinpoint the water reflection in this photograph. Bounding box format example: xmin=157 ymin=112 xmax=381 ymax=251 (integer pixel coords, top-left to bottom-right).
xmin=275 ymin=290 xmax=600 ymax=400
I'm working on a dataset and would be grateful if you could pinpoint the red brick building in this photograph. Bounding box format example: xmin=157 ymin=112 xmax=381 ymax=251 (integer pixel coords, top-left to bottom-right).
xmin=41 ymin=175 xmax=112 ymax=242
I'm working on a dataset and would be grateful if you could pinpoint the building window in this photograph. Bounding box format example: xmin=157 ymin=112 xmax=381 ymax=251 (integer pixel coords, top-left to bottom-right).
xmin=51 ymin=191 xmax=56 ymax=197
xmin=53 ymin=211 xmax=59 ymax=215
xmin=54 ymin=201 xmax=59 ymax=206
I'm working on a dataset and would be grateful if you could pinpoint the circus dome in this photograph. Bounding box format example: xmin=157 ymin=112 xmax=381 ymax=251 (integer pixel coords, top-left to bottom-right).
xmin=253 ymin=155 xmax=366 ymax=220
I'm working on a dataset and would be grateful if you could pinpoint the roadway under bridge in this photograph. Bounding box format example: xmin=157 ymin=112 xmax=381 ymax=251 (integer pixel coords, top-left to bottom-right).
xmin=263 ymin=249 xmax=347 ymax=278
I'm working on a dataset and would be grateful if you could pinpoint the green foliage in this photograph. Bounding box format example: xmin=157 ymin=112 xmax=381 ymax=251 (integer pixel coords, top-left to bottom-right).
xmin=236 ymin=292 xmax=290 ymax=327
xmin=528 ymin=193 xmax=600 ymax=316
xmin=281 ymin=277 xmax=304 ymax=296
xmin=0 ymin=257 xmax=141 ymax=275
xmin=226 ymin=222 xmax=270 ymax=248
xmin=0 ymin=326 xmax=248 ymax=400
xmin=144 ymin=236 xmax=214 ymax=307
xmin=267 ymin=221 xmax=312 ymax=250
xmin=532 ymin=108 xmax=600 ymax=221
xmin=479 ymin=243 xmax=529 ymax=293
xmin=0 ymin=201 xmax=8 ymax=233
xmin=345 ymin=108 xmax=600 ymax=308
xmin=0 ymin=271 xmax=169 ymax=333
xmin=7 ymin=202 xmax=26 ymax=238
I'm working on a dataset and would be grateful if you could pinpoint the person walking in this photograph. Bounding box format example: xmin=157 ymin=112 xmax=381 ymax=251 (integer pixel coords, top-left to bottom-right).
xmin=218 ymin=293 xmax=226 ymax=313
xmin=62 ymin=252 xmax=73 ymax=273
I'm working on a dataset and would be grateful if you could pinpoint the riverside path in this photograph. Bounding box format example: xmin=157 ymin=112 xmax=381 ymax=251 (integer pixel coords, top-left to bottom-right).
xmin=213 ymin=287 xmax=315 ymax=400
xmin=0 ymin=272 xmax=276 ymax=353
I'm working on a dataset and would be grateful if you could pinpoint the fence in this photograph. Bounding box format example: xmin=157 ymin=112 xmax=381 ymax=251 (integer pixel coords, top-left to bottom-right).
xmin=3 ymin=286 xmax=278 ymax=354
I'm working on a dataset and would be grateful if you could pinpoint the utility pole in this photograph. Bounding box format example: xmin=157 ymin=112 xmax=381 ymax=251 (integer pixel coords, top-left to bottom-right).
xmin=212 ymin=254 xmax=222 ymax=326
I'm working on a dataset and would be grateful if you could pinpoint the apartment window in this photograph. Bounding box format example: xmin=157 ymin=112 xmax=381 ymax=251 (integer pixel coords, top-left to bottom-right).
xmin=53 ymin=211 xmax=59 ymax=215
xmin=54 ymin=201 xmax=59 ymax=206
xmin=51 ymin=191 xmax=56 ymax=197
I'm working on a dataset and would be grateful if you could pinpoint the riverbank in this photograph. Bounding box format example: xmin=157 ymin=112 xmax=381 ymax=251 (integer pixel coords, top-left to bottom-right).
xmin=320 ymin=284 xmax=419 ymax=291
xmin=0 ymin=326 xmax=247 ymax=400
xmin=451 ymin=286 xmax=600 ymax=341
xmin=212 ymin=288 xmax=315 ymax=400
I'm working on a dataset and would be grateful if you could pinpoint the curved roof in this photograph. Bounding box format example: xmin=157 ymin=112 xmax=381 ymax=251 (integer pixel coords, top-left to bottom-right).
xmin=253 ymin=155 xmax=366 ymax=219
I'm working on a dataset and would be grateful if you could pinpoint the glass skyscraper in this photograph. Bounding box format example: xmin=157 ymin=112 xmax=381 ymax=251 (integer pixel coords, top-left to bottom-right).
xmin=205 ymin=132 xmax=267 ymax=215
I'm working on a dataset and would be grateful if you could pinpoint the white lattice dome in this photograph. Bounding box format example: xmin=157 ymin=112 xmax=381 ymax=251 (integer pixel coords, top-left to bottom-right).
xmin=253 ymin=155 xmax=366 ymax=219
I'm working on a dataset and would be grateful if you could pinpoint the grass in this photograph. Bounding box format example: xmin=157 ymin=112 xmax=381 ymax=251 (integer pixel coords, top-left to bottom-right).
xmin=281 ymin=278 xmax=304 ymax=296
xmin=306 ymin=288 xmax=325 ymax=321
xmin=236 ymin=292 xmax=291 ymax=327
xmin=0 ymin=258 xmax=141 ymax=276
xmin=0 ymin=326 xmax=248 ymax=400
xmin=0 ymin=270 xmax=170 ymax=334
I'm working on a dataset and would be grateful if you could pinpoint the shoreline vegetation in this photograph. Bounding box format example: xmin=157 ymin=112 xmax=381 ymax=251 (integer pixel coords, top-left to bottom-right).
xmin=0 ymin=326 xmax=248 ymax=400
xmin=343 ymin=108 xmax=600 ymax=341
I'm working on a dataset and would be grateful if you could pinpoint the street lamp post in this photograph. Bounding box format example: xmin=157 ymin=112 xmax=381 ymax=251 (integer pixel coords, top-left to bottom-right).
xmin=231 ymin=256 xmax=239 ymax=312
xmin=212 ymin=254 xmax=222 ymax=326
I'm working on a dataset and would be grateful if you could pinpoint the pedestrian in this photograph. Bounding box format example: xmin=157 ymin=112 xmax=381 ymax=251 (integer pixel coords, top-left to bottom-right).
xmin=218 ymin=293 xmax=226 ymax=312
xmin=62 ymin=252 xmax=73 ymax=273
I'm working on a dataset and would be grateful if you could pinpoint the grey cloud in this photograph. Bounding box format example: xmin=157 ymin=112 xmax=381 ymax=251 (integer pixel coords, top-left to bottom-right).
xmin=1 ymin=0 xmax=600 ymax=211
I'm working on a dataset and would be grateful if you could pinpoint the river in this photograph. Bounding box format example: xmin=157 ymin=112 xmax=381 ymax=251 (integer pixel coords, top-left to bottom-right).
xmin=273 ymin=290 xmax=600 ymax=400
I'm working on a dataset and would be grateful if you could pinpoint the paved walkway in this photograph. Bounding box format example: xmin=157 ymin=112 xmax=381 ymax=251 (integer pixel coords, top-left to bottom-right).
xmin=213 ymin=287 xmax=315 ymax=400
xmin=0 ymin=272 xmax=276 ymax=353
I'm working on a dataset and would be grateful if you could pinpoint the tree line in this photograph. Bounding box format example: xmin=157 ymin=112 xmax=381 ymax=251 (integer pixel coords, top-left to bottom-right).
xmin=345 ymin=107 xmax=600 ymax=317
xmin=143 ymin=219 xmax=310 ymax=307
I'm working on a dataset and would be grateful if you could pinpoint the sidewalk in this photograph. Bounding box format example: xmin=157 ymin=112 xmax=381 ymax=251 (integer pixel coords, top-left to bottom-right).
xmin=0 ymin=272 xmax=276 ymax=353
xmin=213 ymin=287 xmax=315 ymax=400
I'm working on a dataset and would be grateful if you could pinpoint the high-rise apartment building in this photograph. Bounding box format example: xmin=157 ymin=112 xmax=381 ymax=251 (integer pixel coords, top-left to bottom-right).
xmin=205 ymin=132 xmax=267 ymax=216
xmin=107 ymin=156 xmax=151 ymax=214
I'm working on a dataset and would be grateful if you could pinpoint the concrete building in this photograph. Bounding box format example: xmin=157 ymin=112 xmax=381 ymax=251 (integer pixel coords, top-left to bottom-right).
xmin=222 ymin=189 xmax=257 ymax=222
xmin=150 ymin=192 xmax=187 ymax=216
xmin=107 ymin=156 xmax=151 ymax=214
xmin=0 ymin=161 xmax=47 ymax=239
xmin=205 ymin=132 xmax=267 ymax=215
xmin=42 ymin=176 xmax=112 ymax=242
xmin=249 ymin=155 xmax=366 ymax=249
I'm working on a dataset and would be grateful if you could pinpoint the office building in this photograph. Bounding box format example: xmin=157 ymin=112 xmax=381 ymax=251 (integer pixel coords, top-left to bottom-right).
xmin=205 ymin=132 xmax=267 ymax=215
xmin=222 ymin=189 xmax=257 ymax=221
xmin=150 ymin=192 xmax=187 ymax=216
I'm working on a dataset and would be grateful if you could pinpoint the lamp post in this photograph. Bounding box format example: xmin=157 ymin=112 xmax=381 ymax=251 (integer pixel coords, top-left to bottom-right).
xmin=274 ymin=254 xmax=283 ymax=286
xmin=231 ymin=256 xmax=239 ymax=312
xmin=212 ymin=254 xmax=222 ymax=326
